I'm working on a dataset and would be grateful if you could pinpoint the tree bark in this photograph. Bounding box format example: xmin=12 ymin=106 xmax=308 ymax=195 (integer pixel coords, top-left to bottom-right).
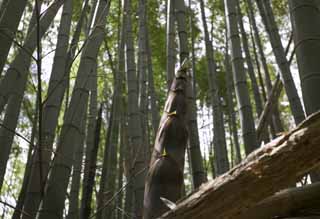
xmin=160 ymin=111 xmax=320 ymax=219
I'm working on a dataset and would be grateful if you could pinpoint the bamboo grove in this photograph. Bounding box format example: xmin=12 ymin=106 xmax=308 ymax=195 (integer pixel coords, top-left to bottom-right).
xmin=0 ymin=0 xmax=320 ymax=218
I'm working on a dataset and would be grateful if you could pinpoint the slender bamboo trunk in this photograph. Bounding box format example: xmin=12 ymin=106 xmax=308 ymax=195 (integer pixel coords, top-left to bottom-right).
xmin=116 ymin=125 xmax=125 ymax=219
xmin=123 ymin=104 xmax=134 ymax=218
xmin=0 ymin=0 xmax=9 ymax=18
xmin=85 ymin=0 xmax=98 ymax=37
xmin=12 ymin=1 xmax=42 ymax=216
xmin=225 ymin=52 xmax=241 ymax=164
xmin=248 ymin=21 xmax=267 ymax=104
xmin=166 ymin=0 xmax=176 ymax=88
xmin=81 ymin=62 xmax=97 ymax=217
xmin=0 ymin=80 xmax=27 ymax=192
xmin=224 ymin=0 xmax=258 ymax=155
xmin=0 ymin=0 xmax=27 ymax=74
xmin=236 ymin=0 xmax=263 ymax=117
xmin=124 ymin=0 xmax=146 ymax=217
xmin=236 ymin=0 xmax=271 ymax=144
xmin=256 ymin=37 xmax=296 ymax=142
xmin=11 ymin=98 xmax=38 ymax=219
xmin=138 ymin=0 xmax=149 ymax=160
xmin=173 ymin=0 xmax=206 ymax=189
xmin=146 ymin=30 xmax=160 ymax=136
xmin=174 ymin=0 xmax=188 ymax=62
xmin=256 ymin=75 xmax=283 ymax=142
xmin=0 ymin=0 xmax=42 ymax=193
xmin=64 ymin=0 xmax=90 ymax=108
xmin=0 ymin=1 xmax=65 ymax=193
xmin=186 ymin=0 xmax=207 ymax=186
xmin=37 ymin=1 xmax=111 ymax=218
xmin=82 ymin=0 xmax=99 ymax=195
xmin=104 ymin=107 xmax=120 ymax=219
xmin=80 ymin=106 xmax=102 ymax=219
xmin=97 ymin=1 xmax=125 ymax=217
xmin=22 ymin=1 xmax=75 ymax=217
xmin=66 ymin=110 xmax=87 ymax=219
xmin=121 ymin=8 xmax=132 ymax=218
xmin=0 ymin=0 xmax=64 ymax=114
xmin=200 ymin=0 xmax=229 ymax=175
xmin=96 ymin=100 xmax=113 ymax=219
xmin=98 ymin=94 xmax=120 ymax=219
xmin=246 ymin=0 xmax=283 ymax=135
xmin=255 ymin=0 xmax=305 ymax=125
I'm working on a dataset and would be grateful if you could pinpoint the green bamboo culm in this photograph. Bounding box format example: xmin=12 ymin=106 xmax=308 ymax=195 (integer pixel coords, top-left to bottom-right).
xmin=143 ymin=60 xmax=191 ymax=219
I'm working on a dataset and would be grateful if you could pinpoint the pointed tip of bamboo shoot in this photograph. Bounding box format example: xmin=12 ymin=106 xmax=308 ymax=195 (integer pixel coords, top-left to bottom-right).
xmin=175 ymin=59 xmax=191 ymax=78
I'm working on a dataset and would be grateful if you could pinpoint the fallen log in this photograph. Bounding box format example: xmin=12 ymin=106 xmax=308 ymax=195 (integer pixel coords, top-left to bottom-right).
xmin=238 ymin=182 xmax=320 ymax=219
xmin=160 ymin=111 xmax=320 ymax=219
xmin=285 ymin=218 xmax=320 ymax=219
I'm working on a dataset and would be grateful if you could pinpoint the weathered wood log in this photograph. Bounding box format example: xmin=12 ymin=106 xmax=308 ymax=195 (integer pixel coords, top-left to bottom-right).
xmin=160 ymin=111 xmax=320 ymax=219
xmin=239 ymin=182 xmax=320 ymax=219
xmin=143 ymin=60 xmax=191 ymax=219
xmin=285 ymin=218 xmax=320 ymax=219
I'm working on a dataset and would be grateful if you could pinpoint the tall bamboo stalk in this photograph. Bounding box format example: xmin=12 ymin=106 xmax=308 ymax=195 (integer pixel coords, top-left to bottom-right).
xmin=124 ymin=0 xmax=146 ymax=217
xmin=224 ymin=0 xmax=258 ymax=155
xmin=255 ymin=0 xmax=305 ymax=125
xmin=200 ymin=0 xmax=229 ymax=175
xmin=0 ymin=0 xmax=27 ymax=74
xmin=37 ymin=1 xmax=111 ymax=218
